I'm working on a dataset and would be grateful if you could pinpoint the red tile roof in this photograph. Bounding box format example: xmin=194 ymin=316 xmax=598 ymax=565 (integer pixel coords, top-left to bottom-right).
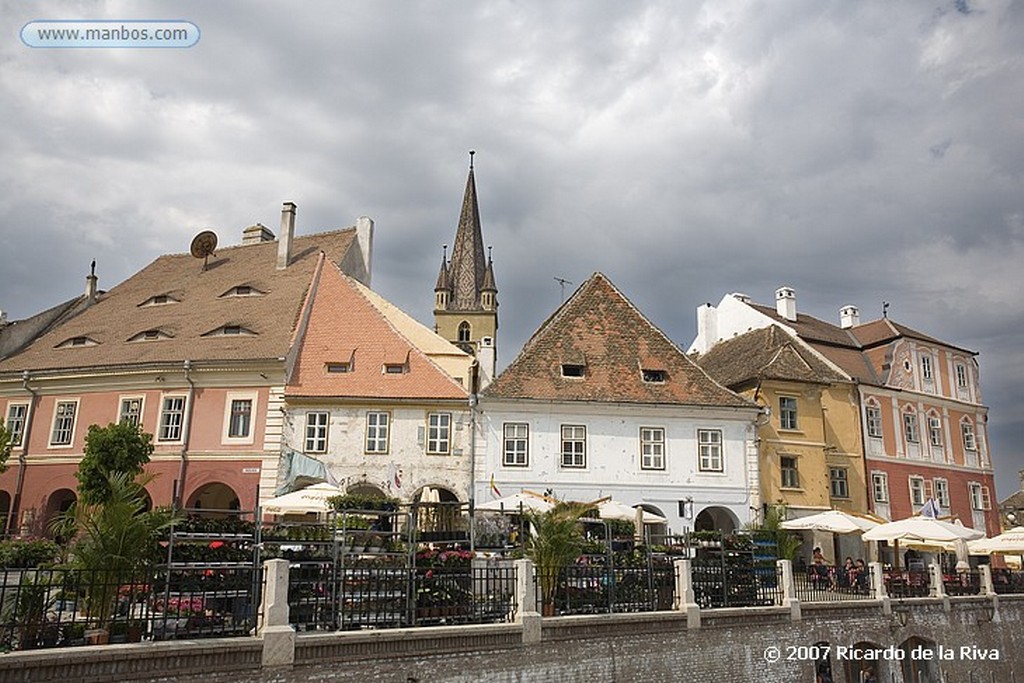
xmin=0 ymin=229 xmax=357 ymax=373
xmin=286 ymin=262 xmax=467 ymax=400
xmin=695 ymin=325 xmax=848 ymax=388
xmin=484 ymin=273 xmax=751 ymax=408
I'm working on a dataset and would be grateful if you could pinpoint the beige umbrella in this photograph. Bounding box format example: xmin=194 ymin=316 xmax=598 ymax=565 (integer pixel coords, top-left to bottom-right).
xmin=476 ymin=491 xmax=554 ymax=514
xmin=781 ymin=510 xmax=878 ymax=534
xmin=968 ymin=527 xmax=1024 ymax=555
xmin=262 ymin=482 xmax=344 ymax=515
xmin=597 ymin=500 xmax=667 ymax=524
xmin=863 ymin=516 xmax=984 ymax=544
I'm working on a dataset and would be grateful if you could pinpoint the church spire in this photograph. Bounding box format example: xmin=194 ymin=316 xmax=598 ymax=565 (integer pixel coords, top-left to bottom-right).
xmin=447 ymin=151 xmax=487 ymax=311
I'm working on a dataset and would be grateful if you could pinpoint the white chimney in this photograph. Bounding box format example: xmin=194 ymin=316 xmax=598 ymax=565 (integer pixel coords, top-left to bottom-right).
xmin=840 ymin=305 xmax=860 ymax=329
xmin=476 ymin=336 xmax=496 ymax=391
xmin=693 ymin=302 xmax=718 ymax=355
xmin=775 ymin=286 xmax=796 ymax=321
xmin=242 ymin=223 xmax=275 ymax=245
xmin=85 ymin=260 xmax=99 ymax=302
xmin=277 ymin=202 xmax=296 ymax=270
xmin=0 ymin=309 xmax=7 ymax=327
xmin=355 ymin=215 xmax=374 ymax=286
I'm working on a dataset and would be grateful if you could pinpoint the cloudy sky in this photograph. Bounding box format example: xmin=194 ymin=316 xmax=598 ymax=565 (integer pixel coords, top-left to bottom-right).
xmin=2 ymin=1 xmax=1022 ymax=497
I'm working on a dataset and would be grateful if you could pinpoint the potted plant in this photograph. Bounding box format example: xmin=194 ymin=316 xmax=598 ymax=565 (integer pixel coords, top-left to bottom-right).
xmin=524 ymin=501 xmax=589 ymax=616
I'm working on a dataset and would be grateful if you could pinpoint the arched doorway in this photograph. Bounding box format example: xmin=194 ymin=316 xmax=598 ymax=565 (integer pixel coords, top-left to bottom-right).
xmin=901 ymin=637 xmax=940 ymax=682
xmin=843 ymin=641 xmax=890 ymax=683
xmin=187 ymin=482 xmax=240 ymax=512
xmin=45 ymin=488 xmax=77 ymax=539
xmin=346 ymin=482 xmax=387 ymax=499
xmin=638 ymin=503 xmax=668 ymax=542
xmin=0 ymin=490 xmax=11 ymax=535
xmin=416 ymin=485 xmax=464 ymax=540
xmin=812 ymin=640 xmax=834 ymax=683
xmin=694 ymin=506 xmax=738 ymax=533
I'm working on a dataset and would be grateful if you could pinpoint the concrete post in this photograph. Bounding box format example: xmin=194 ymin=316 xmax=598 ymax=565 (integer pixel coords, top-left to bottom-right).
xmin=514 ymin=558 xmax=542 ymax=644
xmin=979 ymin=564 xmax=1001 ymax=623
xmin=259 ymin=558 xmax=295 ymax=667
xmin=674 ymin=559 xmax=701 ymax=629
xmin=777 ymin=559 xmax=801 ymax=621
xmin=869 ymin=561 xmax=891 ymax=616
xmin=929 ymin=562 xmax=946 ymax=598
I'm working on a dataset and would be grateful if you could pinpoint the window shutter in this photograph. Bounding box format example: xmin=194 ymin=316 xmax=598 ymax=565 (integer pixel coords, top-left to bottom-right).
xmin=981 ymin=486 xmax=992 ymax=511
xmin=923 ymin=479 xmax=934 ymax=501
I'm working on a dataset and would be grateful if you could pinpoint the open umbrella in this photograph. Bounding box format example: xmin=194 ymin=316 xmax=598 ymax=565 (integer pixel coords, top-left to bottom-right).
xmin=262 ymin=482 xmax=344 ymax=515
xmin=862 ymin=516 xmax=985 ymax=544
xmin=597 ymin=500 xmax=667 ymax=524
xmin=475 ymin=491 xmax=554 ymax=514
xmin=781 ymin=510 xmax=878 ymax=534
xmin=968 ymin=527 xmax=1024 ymax=555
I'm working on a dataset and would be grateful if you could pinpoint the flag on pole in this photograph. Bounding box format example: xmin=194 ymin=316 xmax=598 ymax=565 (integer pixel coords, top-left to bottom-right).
xmin=919 ymin=497 xmax=941 ymax=519
xmin=490 ymin=473 xmax=501 ymax=498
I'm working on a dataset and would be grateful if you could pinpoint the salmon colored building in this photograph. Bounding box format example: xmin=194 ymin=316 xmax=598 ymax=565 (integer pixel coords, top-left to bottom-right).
xmin=0 ymin=204 xmax=372 ymax=534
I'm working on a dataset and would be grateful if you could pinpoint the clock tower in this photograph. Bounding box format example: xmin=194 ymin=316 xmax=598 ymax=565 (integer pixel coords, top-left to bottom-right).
xmin=434 ymin=152 xmax=498 ymax=389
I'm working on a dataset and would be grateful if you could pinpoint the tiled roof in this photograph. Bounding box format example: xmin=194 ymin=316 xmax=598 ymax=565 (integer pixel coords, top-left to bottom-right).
xmin=484 ymin=273 xmax=751 ymax=408
xmin=286 ymin=262 xmax=468 ymax=400
xmin=447 ymin=167 xmax=488 ymax=311
xmin=695 ymin=325 xmax=847 ymax=388
xmin=749 ymin=303 xmax=860 ymax=347
xmin=0 ymin=229 xmax=357 ymax=373
xmin=805 ymin=342 xmax=881 ymax=384
xmin=850 ymin=318 xmax=974 ymax=354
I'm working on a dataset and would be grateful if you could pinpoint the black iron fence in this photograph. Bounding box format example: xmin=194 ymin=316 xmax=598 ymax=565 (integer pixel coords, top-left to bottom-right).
xmin=794 ymin=564 xmax=873 ymax=602
xmin=992 ymin=569 xmax=1024 ymax=595
xmin=884 ymin=569 xmax=931 ymax=598
xmin=0 ymin=565 xmax=262 ymax=652
xmin=943 ymin=570 xmax=982 ymax=596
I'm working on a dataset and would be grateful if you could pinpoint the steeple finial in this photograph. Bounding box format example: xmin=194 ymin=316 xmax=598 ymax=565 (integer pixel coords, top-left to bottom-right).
xmin=90 ymin=259 xmax=96 ymax=277
xmin=487 ymin=245 xmax=492 ymax=262
xmin=443 ymin=244 xmax=448 ymax=262
xmin=469 ymin=149 xmax=475 ymax=170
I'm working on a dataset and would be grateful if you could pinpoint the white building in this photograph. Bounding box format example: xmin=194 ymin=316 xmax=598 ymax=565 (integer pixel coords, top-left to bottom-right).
xmin=474 ymin=273 xmax=761 ymax=533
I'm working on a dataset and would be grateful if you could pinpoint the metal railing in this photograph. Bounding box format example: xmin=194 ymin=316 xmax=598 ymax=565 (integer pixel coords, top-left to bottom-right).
xmin=884 ymin=569 xmax=931 ymax=598
xmin=794 ymin=565 xmax=872 ymax=602
xmin=943 ymin=570 xmax=982 ymax=596
xmin=992 ymin=569 xmax=1024 ymax=595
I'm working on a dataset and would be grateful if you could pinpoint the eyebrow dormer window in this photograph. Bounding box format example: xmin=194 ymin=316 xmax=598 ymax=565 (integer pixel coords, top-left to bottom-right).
xmin=201 ymin=325 xmax=257 ymax=337
xmin=561 ymin=364 xmax=585 ymax=378
xmin=642 ymin=369 xmax=666 ymax=383
xmin=128 ymin=329 xmax=172 ymax=342
xmin=219 ymin=284 xmax=264 ymax=298
xmin=56 ymin=336 xmax=99 ymax=348
xmin=139 ymin=294 xmax=179 ymax=307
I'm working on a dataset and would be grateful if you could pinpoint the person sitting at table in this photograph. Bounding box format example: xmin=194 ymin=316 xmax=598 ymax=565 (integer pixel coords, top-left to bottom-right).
xmin=811 ymin=547 xmax=830 ymax=588
xmin=837 ymin=557 xmax=855 ymax=589
xmin=852 ymin=559 xmax=869 ymax=592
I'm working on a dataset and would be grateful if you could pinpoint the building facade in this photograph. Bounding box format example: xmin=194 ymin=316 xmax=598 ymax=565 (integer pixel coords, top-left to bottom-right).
xmin=476 ymin=273 xmax=761 ymax=533
xmin=0 ymin=204 xmax=372 ymax=533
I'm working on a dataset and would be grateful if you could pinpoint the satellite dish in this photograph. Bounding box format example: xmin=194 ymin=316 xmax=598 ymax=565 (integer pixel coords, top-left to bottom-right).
xmin=190 ymin=230 xmax=218 ymax=270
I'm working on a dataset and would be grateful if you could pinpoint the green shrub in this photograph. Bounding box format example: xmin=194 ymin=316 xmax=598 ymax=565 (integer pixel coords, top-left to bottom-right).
xmin=0 ymin=538 xmax=60 ymax=568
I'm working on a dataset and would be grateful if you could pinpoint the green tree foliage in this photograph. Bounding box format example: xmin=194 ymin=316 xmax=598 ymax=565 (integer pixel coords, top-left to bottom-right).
xmin=0 ymin=417 xmax=11 ymax=474
xmin=75 ymin=421 xmax=154 ymax=505
xmin=525 ymin=500 xmax=591 ymax=609
xmin=750 ymin=504 xmax=802 ymax=561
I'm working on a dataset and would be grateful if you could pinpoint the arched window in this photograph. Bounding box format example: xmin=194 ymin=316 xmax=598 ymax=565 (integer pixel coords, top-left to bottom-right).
xmin=457 ymin=321 xmax=471 ymax=343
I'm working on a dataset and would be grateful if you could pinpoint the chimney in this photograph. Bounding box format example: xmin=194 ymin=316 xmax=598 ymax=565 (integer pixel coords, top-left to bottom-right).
xmin=840 ymin=305 xmax=860 ymax=329
xmin=730 ymin=292 xmax=751 ymax=304
xmin=775 ymin=286 xmax=796 ymax=321
xmin=277 ymin=202 xmax=296 ymax=270
xmin=355 ymin=215 xmax=374 ymax=286
xmin=0 ymin=309 xmax=7 ymax=327
xmin=85 ymin=260 xmax=99 ymax=302
xmin=1019 ymin=468 xmax=1024 ymax=493
xmin=476 ymin=336 xmax=496 ymax=391
xmin=693 ymin=302 xmax=718 ymax=355
xmin=242 ymin=223 xmax=275 ymax=245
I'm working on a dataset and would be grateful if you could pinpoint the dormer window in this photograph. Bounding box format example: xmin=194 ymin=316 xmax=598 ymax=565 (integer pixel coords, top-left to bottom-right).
xmin=384 ymin=364 xmax=405 ymax=375
xmin=201 ymin=325 xmax=257 ymax=337
xmin=56 ymin=335 xmax=99 ymax=348
xmin=561 ymin=364 xmax=586 ymax=378
xmin=219 ymin=284 xmax=265 ymax=298
xmin=128 ymin=329 xmax=172 ymax=342
xmin=326 ymin=362 xmax=351 ymax=373
xmin=642 ymin=369 xmax=666 ymax=383
xmin=139 ymin=294 xmax=179 ymax=307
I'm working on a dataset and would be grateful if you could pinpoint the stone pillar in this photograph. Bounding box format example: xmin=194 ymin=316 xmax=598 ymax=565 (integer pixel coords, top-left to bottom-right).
xmin=674 ymin=559 xmax=701 ymax=629
xmin=260 ymin=558 xmax=295 ymax=667
xmin=979 ymin=564 xmax=1001 ymax=623
xmin=777 ymin=559 xmax=801 ymax=621
xmin=514 ymin=558 xmax=542 ymax=644
xmin=870 ymin=561 xmax=891 ymax=616
xmin=929 ymin=562 xmax=946 ymax=598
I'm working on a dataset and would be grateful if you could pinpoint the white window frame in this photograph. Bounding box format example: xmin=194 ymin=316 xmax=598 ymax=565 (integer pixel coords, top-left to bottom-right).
xmin=866 ymin=404 xmax=882 ymax=439
xmin=955 ymin=363 xmax=968 ymax=388
xmin=903 ymin=411 xmax=919 ymax=444
xmin=427 ymin=412 xmax=451 ymax=454
xmin=909 ymin=476 xmax=926 ymax=507
xmin=365 ymin=411 xmax=390 ymax=454
xmin=697 ymin=428 xmax=723 ymax=473
xmin=961 ymin=419 xmax=977 ymax=452
xmin=158 ymin=394 xmax=187 ymax=443
xmin=222 ymin=392 xmax=257 ymax=444
xmin=779 ymin=396 xmax=798 ymax=430
xmin=502 ymin=423 xmax=529 ymax=467
xmin=49 ymin=399 xmax=79 ymax=447
xmin=933 ymin=478 xmax=950 ymax=509
xmin=561 ymin=424 xmax=587 ymax=468
xmin=872 ymin=472 xmax=889 ymax=503
xmin=829 ymin=467 xmax=850 ymax=499
xmin=640 ymin=426 xmax=666 ymax=471
xmin=780 ymin=455 xmax=799 ymax=489
xmin=927 ymin=414 xmax=943 ymax=448
xmin=969 ymin=482 xmax=991 ymax=511
xmin=304 ymin=411 xmax=329 ymax=454
xmin=118 ymin=395 xmax=145 ymax=428
xmin=920 ymin=354 xmax=933 ymax=382
xmin=4 ymin=402 xmax=29 ymax=448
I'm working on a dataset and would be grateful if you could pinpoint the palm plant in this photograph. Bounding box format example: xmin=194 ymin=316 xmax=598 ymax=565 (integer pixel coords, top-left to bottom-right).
xmin=524 ymin=501 xmax=590 ymax=614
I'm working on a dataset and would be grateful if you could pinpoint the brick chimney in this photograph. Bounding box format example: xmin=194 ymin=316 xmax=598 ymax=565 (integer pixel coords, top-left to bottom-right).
xmin=840 ymin=305 xmax=860 ymax=329
xmin=85 ymin=260 xmax=98 ymax=302
xmin=242 ymin=223 xmax=275 ymax=245
xmin=277 ymin=203 xmax=296 ymax=270
xmin=775 ymin=286 xmax=796 ymax=321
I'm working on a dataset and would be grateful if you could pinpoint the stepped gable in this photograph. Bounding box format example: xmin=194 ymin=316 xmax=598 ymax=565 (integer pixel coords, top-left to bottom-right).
xmin=0 ymin=229 xmax=356 ymax=372
xmin=485 ymin=272 xmax=750 ymax=407
xmin=286 ymin=263 xmax=467 ymax=400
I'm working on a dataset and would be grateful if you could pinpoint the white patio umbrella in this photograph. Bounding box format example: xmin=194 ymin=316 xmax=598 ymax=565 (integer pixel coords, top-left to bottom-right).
xmin=862 ymin=516 xmax=985 ymax=545
xmin=475 ymin=491 xmax=554 ymax=514
xmin=968 ymin=527 xmax=1024 ymax=555
xmin=781 ymin=510 xmax=879 ymax=534
xmin=262 ymin=482 xmax=344 ymax=515
xmin=597 ymin=500 xmax=667 ymax=524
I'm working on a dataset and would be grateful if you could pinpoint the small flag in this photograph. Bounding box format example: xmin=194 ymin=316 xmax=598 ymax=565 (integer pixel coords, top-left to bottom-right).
xmin=920 ymin=497 xmax=940 ymax=519
xmin=490 ymin=473 xmax=501 ymax=498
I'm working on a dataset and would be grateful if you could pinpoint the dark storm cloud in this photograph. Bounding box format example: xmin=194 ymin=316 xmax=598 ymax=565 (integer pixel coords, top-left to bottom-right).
xmin=1 ymin=0 xmax=1021 ymax=496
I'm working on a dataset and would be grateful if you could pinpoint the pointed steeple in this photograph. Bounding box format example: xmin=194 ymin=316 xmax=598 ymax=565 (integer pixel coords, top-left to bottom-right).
xmin=448 ymin=151 xmax=487 ymax=311
xmin=434 ymin=246 xmax=451 ymax=292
